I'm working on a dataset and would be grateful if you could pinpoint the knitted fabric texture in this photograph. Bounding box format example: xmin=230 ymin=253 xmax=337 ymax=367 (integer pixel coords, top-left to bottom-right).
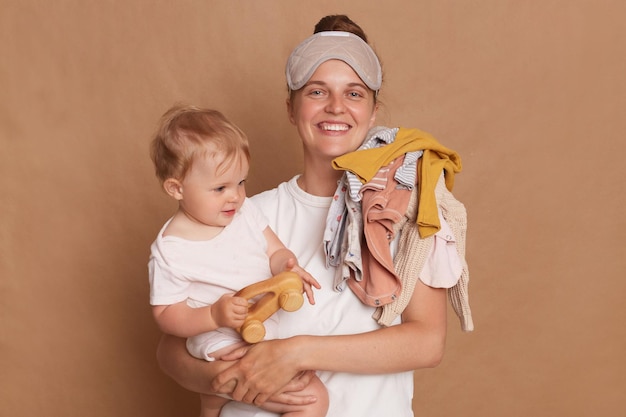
xmin=438 ymin=178 xmax=473 ymax=331
xmin=373 ymin=174 xmax=474 ymax=331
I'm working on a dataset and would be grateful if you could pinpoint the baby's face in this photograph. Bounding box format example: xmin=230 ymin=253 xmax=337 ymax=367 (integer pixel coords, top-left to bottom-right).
xmin=178 ymin=152 xmax=249 ymax=228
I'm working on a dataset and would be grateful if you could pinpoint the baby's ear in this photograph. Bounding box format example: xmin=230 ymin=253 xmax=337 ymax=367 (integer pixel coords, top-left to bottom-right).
xmin=163 ymin=178 xmax=183 ymax=200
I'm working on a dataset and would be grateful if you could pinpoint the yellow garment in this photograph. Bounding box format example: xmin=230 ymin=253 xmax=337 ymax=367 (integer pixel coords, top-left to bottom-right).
xmin=332 ymin=127 xmax=462 ymax=238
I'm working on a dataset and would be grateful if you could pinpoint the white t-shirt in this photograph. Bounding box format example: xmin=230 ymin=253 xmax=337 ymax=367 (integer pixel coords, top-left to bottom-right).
xmin=148 ymin=198 xmax=278 ymax=360
xmin=149 ymin=198 xmax=272 ymax=306
xmin=220 ymin=176 xmax=415 ymax=417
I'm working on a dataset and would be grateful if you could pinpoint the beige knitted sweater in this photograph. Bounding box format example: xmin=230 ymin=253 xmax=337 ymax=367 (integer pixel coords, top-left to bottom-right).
xmin=373 ymin=173 xmax=474 ymax=332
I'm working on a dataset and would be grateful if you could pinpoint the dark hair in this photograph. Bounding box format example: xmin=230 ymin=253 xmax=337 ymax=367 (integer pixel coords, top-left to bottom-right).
xmin=313 ymin=15 xmax=368 ymax=42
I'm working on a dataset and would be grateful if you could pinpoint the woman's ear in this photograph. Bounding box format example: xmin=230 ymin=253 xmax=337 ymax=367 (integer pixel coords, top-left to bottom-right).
xmin=163 ymin=178 xmax=183 ymax=200
xmin=286 ymin=98 xmax=296 ymax=125
xmin=368 ymin=102 xmax=379 ymax=128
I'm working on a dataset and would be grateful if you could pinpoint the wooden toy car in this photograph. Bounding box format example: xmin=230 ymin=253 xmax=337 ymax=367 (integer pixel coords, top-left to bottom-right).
xmin=234 ymin=271 xmax=304 ymax=343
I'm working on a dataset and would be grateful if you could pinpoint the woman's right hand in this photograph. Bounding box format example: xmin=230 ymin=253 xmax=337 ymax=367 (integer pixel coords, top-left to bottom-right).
xmin=265 ymin=370 xmax=318 ymax=405
xmin=157 ymin=334 xmax=316 ymax=406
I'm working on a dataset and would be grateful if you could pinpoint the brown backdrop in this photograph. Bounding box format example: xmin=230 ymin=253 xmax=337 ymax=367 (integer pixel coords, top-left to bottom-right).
xmin=1 ymin=1 xmax=625 ymax=416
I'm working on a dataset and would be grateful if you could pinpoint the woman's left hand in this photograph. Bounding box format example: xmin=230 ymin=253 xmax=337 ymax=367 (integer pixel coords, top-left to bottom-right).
xmin=211 ymin=338 xmax=304 ymax=406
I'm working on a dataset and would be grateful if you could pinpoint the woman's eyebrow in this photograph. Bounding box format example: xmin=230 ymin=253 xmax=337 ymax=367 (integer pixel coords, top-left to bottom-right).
xmin=304 ymin=80 xmax=368 ymax=89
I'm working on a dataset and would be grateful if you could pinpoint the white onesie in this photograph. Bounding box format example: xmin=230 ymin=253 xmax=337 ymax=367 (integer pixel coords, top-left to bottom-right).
xmin=148 ymin=198 xmax=278 ymax=360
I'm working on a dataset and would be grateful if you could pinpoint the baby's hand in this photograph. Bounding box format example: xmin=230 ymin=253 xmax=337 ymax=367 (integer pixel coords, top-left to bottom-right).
xmin=211 ymin=293 xmax=249 ymax=329
xmin=283 ymin=258 xmax=321 ymax=305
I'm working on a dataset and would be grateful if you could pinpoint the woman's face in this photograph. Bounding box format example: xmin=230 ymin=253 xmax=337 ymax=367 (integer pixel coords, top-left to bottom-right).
xmin=287 ymin=59 xmax=378 ymax=162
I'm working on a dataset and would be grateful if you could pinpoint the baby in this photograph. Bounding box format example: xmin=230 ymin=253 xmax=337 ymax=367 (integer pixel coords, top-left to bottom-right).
xmin=148 ymin=104 xmax=328 ymax=417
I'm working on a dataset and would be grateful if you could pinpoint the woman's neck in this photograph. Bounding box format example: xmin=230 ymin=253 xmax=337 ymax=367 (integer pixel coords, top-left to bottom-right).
xmin=298 ymin=166 xmax=343 ymax=197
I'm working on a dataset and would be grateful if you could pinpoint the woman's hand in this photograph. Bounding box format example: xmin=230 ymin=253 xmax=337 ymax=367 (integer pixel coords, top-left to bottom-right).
xmin=157 ymin=334 xmax=316 ymax=407
xmin=265 ymin=370 xmax=318 ymax=405
xmin=211 ymin=338 xmax=306 ymax=406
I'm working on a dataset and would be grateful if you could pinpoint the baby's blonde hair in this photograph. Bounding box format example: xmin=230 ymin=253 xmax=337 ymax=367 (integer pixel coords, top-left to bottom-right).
xmin=150 ymin=104 xmax=250 ymax=184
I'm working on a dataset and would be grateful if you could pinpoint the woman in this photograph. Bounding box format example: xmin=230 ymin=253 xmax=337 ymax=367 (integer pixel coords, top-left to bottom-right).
xmin=157 ymin=15 xmax=464 ymax=417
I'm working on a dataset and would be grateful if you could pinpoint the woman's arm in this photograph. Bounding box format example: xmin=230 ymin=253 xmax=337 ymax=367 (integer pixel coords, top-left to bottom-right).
xmin=156 ymin=333 xmax=319 ymax=405
xmin=156 ymin=334 xmax=232 ymax=394
xmin=213 ymin=279 xmax=447 ymax=405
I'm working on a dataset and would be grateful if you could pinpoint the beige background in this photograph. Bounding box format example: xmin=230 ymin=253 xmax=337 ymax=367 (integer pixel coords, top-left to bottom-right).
xmin=1 ymin=1 xmax=625 ymax=416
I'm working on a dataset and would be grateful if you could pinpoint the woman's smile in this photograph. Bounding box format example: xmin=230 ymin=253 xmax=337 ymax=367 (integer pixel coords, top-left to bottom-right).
xmin=318 ymin=122 xmax=351 ymax=132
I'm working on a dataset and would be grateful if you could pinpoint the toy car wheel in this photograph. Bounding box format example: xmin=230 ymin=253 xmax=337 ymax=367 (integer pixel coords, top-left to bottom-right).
xmin=241 ymin=319 xmax=266 ymax=344
xmin=278 ymin=289 xmax=304 ymax=312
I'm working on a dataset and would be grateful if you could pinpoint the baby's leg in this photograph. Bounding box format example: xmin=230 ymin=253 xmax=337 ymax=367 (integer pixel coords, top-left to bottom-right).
xmin=196 ymin=343 xmax=247 ymax=417
xmin=258 ymin=373 xmax=329 ymax=417
xmin=199 ymin=394 xmax=230 ymax=417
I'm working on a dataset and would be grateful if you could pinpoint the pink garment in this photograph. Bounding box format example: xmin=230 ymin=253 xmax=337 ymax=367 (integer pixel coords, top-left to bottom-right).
xmin=347 ymin=155 xmax=412 ymax=307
